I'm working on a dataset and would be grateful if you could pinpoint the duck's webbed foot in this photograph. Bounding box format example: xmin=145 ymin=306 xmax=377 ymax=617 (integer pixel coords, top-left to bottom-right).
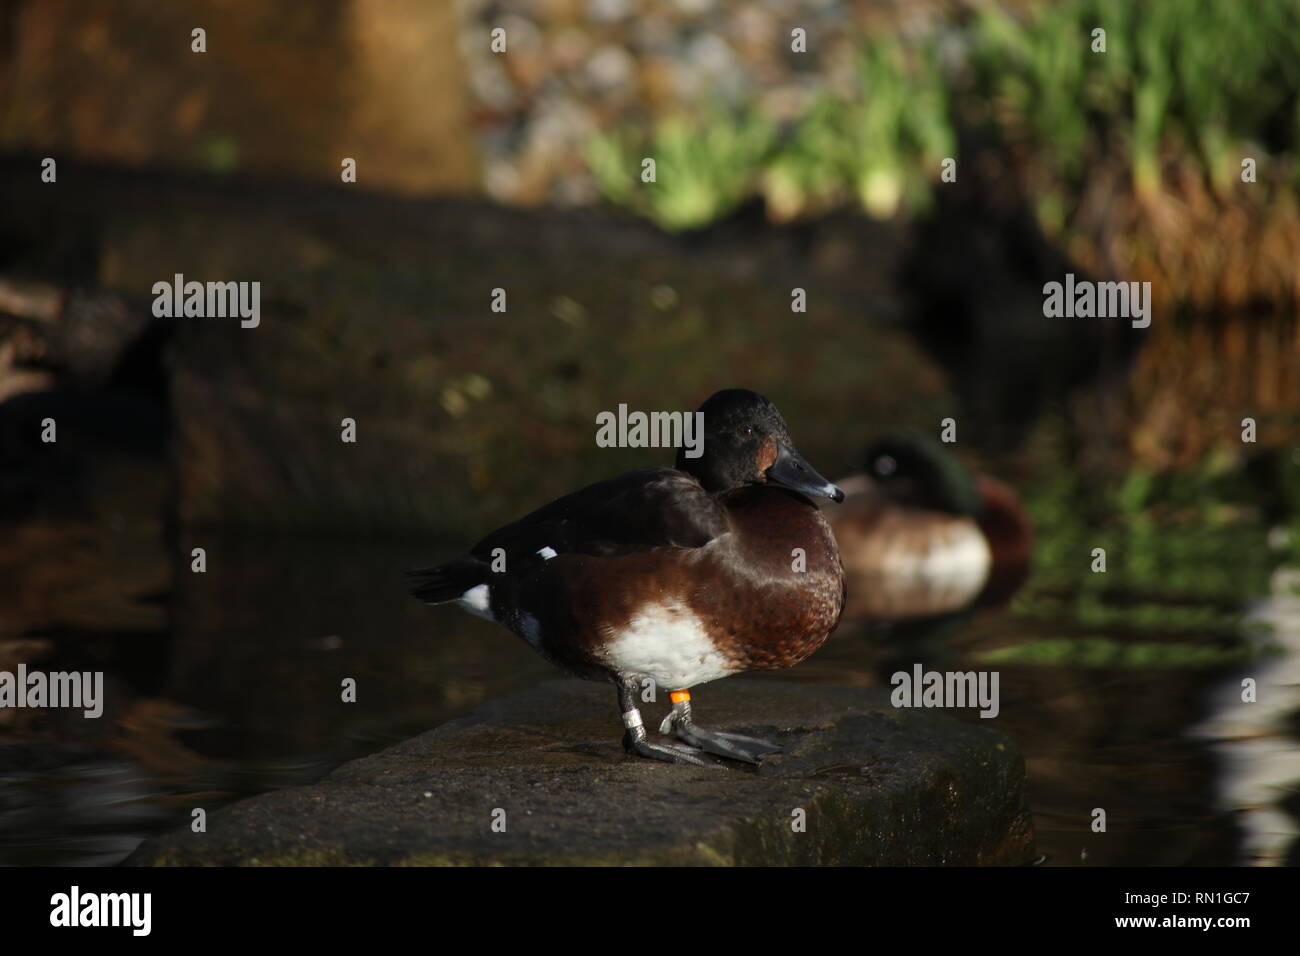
xmin=617 ymin=679 xmax=712 ymax=766
xmin=658 ymin=690 xmax=781 ymax=764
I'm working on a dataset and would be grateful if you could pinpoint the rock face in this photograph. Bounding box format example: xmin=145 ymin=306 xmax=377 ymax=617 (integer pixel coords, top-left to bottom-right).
xmin=127 ymin=680 xmax=1035 ymax=866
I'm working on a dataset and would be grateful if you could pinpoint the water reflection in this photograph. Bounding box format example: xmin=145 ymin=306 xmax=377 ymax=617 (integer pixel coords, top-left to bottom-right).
xmin=1192 ymin=566 xmax=1300 ymax=866
xmin=793 ymin=611 xmax=1249 ymax=866
xmin=1 ymin=529 xmax=552 ymax=865
xmin=1 ymin=523 xmax=1293 ymax=866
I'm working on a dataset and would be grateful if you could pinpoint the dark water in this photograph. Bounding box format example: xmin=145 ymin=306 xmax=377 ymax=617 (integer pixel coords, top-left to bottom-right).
xmin=1 ymin=522 xmax=1297 ymax=867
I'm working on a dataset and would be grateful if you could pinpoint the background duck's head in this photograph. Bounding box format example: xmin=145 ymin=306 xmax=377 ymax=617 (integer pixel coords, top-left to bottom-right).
xmin=678 ymin=389 xmax=844 ymax=502
xmin=862 ymin=430 xmax=982 ymax=516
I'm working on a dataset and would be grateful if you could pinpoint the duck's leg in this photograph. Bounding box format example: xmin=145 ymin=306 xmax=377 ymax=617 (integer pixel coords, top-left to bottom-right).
xmin=658 ymin=690 xmax=780 ymax=764
xmin=617 ymin=677 xmax=712 ymax=766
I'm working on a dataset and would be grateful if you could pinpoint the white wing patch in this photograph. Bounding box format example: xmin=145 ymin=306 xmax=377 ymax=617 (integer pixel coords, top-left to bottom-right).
xmin=457 ymin=583 xmax=495 ymax=622
xmin=460 ymin=584 xmax=542 ymax=649
xmin=602 ymin=602 xmax=737 ymax=690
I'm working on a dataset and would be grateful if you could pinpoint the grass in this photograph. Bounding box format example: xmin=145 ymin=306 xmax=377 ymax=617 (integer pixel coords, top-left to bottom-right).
xmin=968 ymin=0 xmax=1300 ymax=199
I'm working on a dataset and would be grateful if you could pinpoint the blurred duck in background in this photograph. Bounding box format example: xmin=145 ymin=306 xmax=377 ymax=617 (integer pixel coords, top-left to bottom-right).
xmin=825 ymin=431 xmax=1033 ymax=624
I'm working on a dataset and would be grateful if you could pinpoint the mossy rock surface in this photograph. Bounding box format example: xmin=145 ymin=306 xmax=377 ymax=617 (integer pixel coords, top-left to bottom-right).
xmin=127 ymin=680 xmax=1035 ymax=866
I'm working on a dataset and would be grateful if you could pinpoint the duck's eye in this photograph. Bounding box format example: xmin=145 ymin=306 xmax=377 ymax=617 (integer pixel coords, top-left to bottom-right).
xmin=874 ymin=454 xmax=897 ymax=477
xmin=738 ymin=426 xmax=754 ymax=438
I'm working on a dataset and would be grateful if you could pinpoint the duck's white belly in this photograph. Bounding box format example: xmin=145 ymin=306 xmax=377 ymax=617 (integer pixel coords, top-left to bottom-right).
xmin=854 ymin=516 xmax=993 ymax=618
xmin=600 ymin=601 xmax=737 ymax=690
xmin=881 ymin=521 xmax=992 ymax=596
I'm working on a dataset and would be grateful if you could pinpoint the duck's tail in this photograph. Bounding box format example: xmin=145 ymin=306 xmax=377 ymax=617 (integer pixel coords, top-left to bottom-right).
xmin=404 ymin=557 xmax=489 ymax=606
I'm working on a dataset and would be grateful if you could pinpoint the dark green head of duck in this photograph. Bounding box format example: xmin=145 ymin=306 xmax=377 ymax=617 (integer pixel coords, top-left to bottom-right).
xmin=862 ymin=430 xmax=982 ymax=516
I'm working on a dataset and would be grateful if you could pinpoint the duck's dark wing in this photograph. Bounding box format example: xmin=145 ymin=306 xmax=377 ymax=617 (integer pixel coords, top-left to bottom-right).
xmin=470 ymin=467 xmax=727 ymax=560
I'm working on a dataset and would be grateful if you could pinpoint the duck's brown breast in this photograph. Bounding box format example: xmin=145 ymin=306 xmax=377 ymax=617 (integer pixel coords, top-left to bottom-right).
xmin=518 ymin=486 xmax=844 ymax=681
xmin=697 ymin=486 xmax=845 ymax=670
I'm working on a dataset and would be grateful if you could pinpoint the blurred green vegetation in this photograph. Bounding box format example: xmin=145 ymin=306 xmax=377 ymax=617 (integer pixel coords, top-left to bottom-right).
xmin=194 ymin=134 xmax=242 ymax=175
xmin=976 ymin=635 xmax=1267 ymax=668
xmin=588 ymin=0 xmax=1300 ymax=230
xmin=969 ymin=0 xmax=1300 ymax=206
xmin=768 ymin=37 xmax=954 ymax=221
xmin=988 ymin=440 xmax=1300 ymax=665
xmin=586 ymin=111 xmax=776 ymax=231
xmin=1022 ymin=448 xmax=1299 ymax=601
